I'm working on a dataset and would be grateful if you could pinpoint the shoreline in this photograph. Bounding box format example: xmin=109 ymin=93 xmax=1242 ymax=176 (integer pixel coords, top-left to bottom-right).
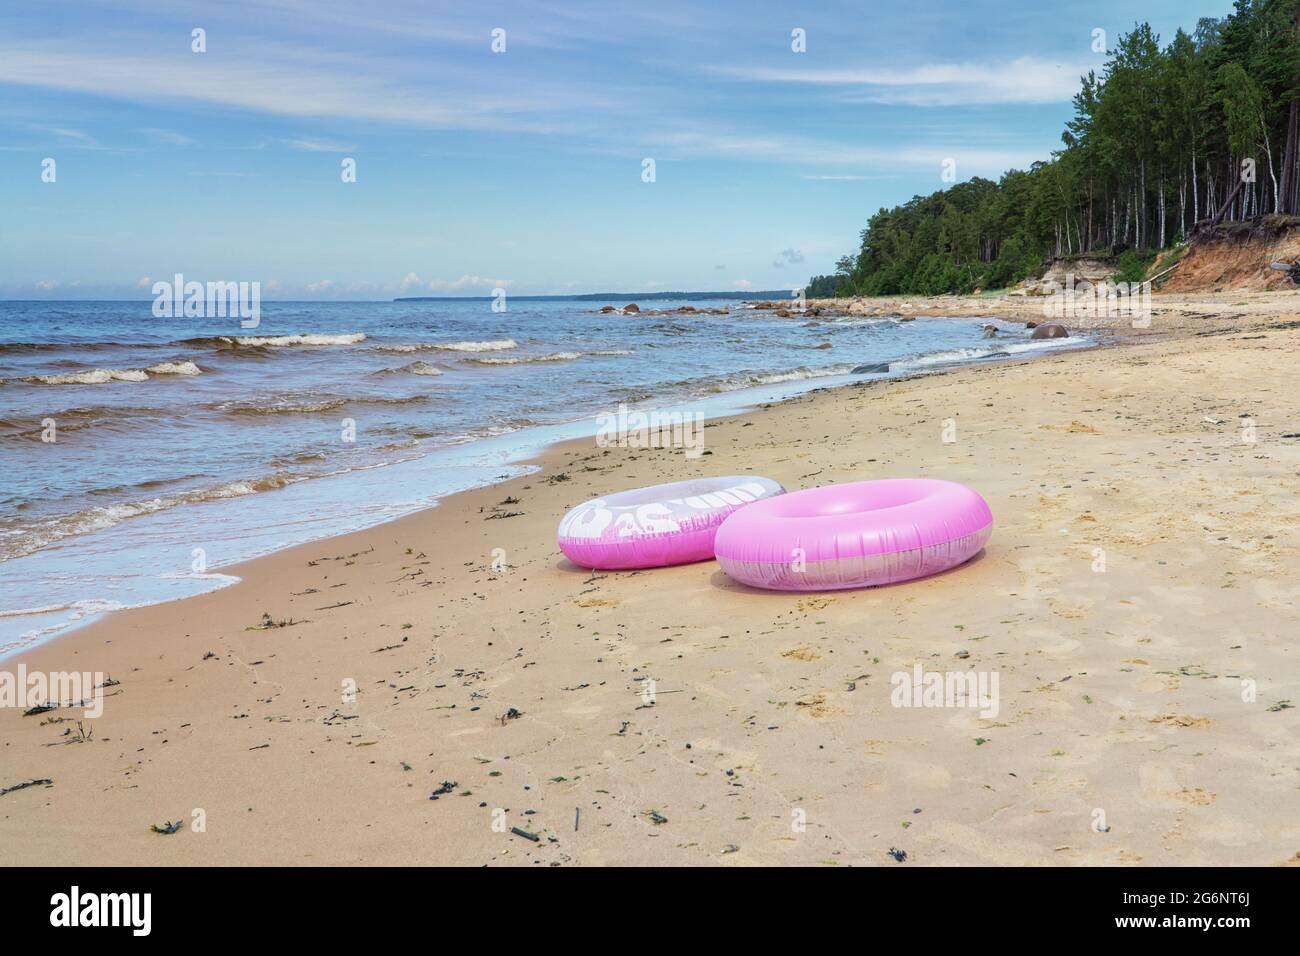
xmin=4 ymin=291 xmax=1299 ymax=865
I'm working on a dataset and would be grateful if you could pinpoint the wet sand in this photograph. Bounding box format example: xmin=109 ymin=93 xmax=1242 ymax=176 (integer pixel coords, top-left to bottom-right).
xmin=3 ymin=292 xmax=1299 ymax=866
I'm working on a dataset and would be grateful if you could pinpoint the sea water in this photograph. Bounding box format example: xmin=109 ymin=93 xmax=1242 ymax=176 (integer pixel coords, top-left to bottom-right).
xmin=0 ymin=297 xmax=1085 ymax=653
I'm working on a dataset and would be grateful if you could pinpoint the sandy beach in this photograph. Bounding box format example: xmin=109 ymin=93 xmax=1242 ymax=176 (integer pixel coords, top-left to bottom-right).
xmin=3 ymin=291 xmax=1299 ymax=867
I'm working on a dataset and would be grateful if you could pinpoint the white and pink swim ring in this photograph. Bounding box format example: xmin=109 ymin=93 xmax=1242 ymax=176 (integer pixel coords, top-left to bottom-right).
xmin=714 ymin=478 xmax=992 ymax=591
xmin=557 ymin=475 xmax=786 ymax=570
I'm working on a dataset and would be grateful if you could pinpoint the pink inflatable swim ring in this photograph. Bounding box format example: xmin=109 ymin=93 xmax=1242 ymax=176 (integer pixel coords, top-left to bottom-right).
xmin=714 ymin=478 xmax=992 ymax=591
xmin=558 ymin=476 xmax=785 ymax=570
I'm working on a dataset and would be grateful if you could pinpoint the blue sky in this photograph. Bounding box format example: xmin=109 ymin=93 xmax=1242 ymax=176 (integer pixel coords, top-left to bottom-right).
xmin=1 ymin=0 xmax=1229 ymax=299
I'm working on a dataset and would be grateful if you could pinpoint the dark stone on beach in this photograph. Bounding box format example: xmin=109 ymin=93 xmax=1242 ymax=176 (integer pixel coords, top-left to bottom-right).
xmin=852 ymin=363 xmax=890 ymax=374
xmin=1031 ymin=323 xmax=1068 ymax=339
xmin=1025 ymin=321 xmax=1038 ymax=329
xmin=623 ymin=303 xmax=640 ymax=313
xmin=774 ymin=309 xmax=791 ymax=317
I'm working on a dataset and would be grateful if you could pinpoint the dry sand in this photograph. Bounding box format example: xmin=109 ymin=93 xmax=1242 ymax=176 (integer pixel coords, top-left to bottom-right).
xmin=3 ymin=291 xmax=1299 ymax=866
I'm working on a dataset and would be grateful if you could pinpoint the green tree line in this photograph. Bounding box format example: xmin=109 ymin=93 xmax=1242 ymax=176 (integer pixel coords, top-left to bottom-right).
xmin=809 ymin=0 xmax=1300 ymax=298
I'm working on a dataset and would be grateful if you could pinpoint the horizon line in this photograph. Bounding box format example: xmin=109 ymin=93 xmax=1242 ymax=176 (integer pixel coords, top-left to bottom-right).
xmin=0 ymin=289 xmax=799 ymax=304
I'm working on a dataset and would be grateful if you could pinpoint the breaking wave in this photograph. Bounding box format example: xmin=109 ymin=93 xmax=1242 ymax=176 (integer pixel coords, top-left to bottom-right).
xmin=469 ymin=351 xmax=581 ymax=366
xmin=0 ymin=475 xmax=299 ymax=562
xmin=185 ymin=332 xmax=366 ymax=347
xmin=387 ymin=361 xmax=444 ymax=376
xmin=17 ymin=360 xmax=203 ymax=385
xmin=210 ymin=394 xmax=430 ymax=417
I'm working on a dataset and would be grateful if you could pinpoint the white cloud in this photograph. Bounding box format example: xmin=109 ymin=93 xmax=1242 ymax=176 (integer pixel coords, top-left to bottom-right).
xmin=136 ymin=276 xmax=151 ymax=288
xmin=732 ymin=279 xmax=752 ymax=290
xmin=427 ymin=275 xmax=512 ymax=292
xmin=305 ymin=279 xmax=336 ymax=293
xmin=35 ymin=279 xmax=58 ymax=290
xmin=709 ymin=57 xmax=1087 ymax=106
xmin=399 ymin=272 xmax=423 ymax=292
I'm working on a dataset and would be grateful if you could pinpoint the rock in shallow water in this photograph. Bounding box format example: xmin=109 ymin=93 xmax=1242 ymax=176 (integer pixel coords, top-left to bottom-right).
xmin=1031 ymin=323 xmax=1069 ymax=339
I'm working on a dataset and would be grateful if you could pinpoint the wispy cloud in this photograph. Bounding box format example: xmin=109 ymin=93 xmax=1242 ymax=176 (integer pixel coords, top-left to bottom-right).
xmin=652 ymin=129 xmax=1041 ymax=175
xmin=709 ymin=56 xmax=1087 ymax=106
xmin=0 ymin=41 xmax=607 ymax=134
xmin=49 ymin=127 xmax=96 ymax=142
xmin=138 ymin=127 xmax=193 ymax=145
xmin=36 ymin=126 xmax=118 ymax=150
xmin=800 ymin=173 xmax=899 ymax=181
xmin=281 ymin=136 xmax=355 ymax=153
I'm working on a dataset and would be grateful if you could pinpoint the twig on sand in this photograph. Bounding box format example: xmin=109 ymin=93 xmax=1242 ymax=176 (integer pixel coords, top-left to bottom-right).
xmin=246 ymin=611 xmax=309 ymax=630
xmin=0 ymin=778 xmax=53 ymax=796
